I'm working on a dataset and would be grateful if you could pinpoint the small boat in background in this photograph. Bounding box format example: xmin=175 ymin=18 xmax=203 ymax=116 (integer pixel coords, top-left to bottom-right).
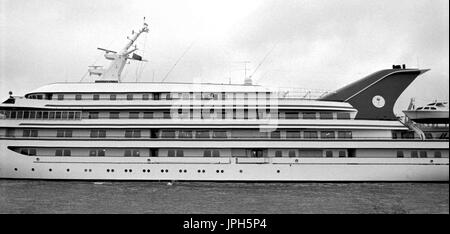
xmin=403 ymin=100 xmax=449 ymax=124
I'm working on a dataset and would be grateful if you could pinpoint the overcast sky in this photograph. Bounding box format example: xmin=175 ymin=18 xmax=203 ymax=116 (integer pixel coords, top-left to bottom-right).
xmin=0 ymin=0 xmax=448 ymax=114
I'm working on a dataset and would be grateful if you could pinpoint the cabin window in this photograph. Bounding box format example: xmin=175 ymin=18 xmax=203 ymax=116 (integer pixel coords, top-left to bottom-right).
xmin=411 ymin=151 xmax=418 ymax=158
xmin=337 ymin=112 xmax=351 ymax=119
xmin=142 ymin=94 xmax=150 ymax=100
xmin=109 ymin=112 xmax=119 ymax=119
xmin=338 ymin=151 xmax=346 ymax=158
xmin=244 ymin=109 xmax=249 ymax=119
xmin=127 ymin=94 xmax=134 ymax=100
xmin=325 ymin=151 xmax=333 ymax=157
xmin=57 ymin=129 xmax=72 ymax=138
xmin=161 ymin=130 xmax=175 ymax=138
xmin=89 ymin=150 xmax=97 ymax=157
xmin=28 ymin=148 xmax=37 ymax=156
xmin=129 ymin=112 xmax=140 ymax=119
xmin=275 ymin=150 xmax=282 ymax=157
xmin=124 ymin=150 xmax=132 ymax=157
xmin=319 ymin=112 xmax=333 ymax=119
xmin=89 ymin=149 xmax=106 ymax=157
xmin=320 ymin=131 xmax=335 ymax=139
xmin=125 ymin=130 xmax=141 ymax=138
xmin=143 ymin=112 xmax=154 ymax=119
xmin=176 ymin=150 xmax=184 ymax=157
xmin=419 ymin=151 xmax=428 ymax=158
xmin=303 ymin=112 xmax=316 ymax=119
xmin=90 ymin=129 xmax=106 ymax=138
xmin=163 ymin=112 xmax=171 ymax=119
xmin=110 ymin=94 xmax=116 ymax=100
xmin=55 ymin=149 xmax=63 ymax=156
xmin=179 ymin=131 xmax=193 ymax=138
xmin=213 ymin=131 xmax=227 ymax=138
xmin=397 ymin=151 xmax=404 ymax=158
xmin=338 ymin=131 xmax=352 ymax=139
xmin=57 ymin=94 xmax=64 ymax=100
xmin=270 ymin=131 xmax=281 ymax=139
xmin=434 ymin=151 xmax=442 ymax=158
xmin=288 ymin=150 xmax=296 ymax=158
xmin=304 ymin=131 xmax=318 ymax=139
xmin=93 ymin=94 xmax=100 ymax=100
xmin=132 ymin=150 xmax=140 ymax=157
xmin=196 ymin=131 xmax=210 ymax=138
xmin=150 ymin=149 xmax=159 ymax=157
xmin=153 ymin=93 xmax=160 ymax=100
xmin=212 ymin=150 xmax=220 ymax=157
xmin=23 ymin=129 xmax=38 ymax=137
xmin=286 ymin=131 xmax=301 ymax=138
xmin=168 ymin=150 xmax=175 ymax=157
xmin=285 ymin=112 xmax=299 ymax=119
xmin=203 ymin=150 xmax=211 ymax=157
xmin=88 ymin=112 xmax=99 ymax=119
xmin=75 ymin=94 xmax=82 ymax=100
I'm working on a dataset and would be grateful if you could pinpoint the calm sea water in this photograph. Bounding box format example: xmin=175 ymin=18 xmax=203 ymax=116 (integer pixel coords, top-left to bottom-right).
xmin=0 ymin=180 xmax=448 ymax=214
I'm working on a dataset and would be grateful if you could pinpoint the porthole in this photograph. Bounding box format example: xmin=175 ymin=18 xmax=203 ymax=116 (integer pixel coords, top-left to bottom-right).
xmin=84 ymin=169 xmax=87 ymax=172
xmin=179 ymin=169 xmax=182 ymax=173
xmin=49 ymin=169 xmax=52 ymax=172
xmin=125 ymin=169 xmax=128 ymax=172
xmin=221 ymin=170 xmax=224 ymax=173
xmin=111 ymin=169 xmax=114 ymax=172
xmin=165 ymin=169 xmax=168 ymax=173
xmin=31 ymin=168 xmax=35 ymax=171
xmin=216 ymin=170 xmax=219 ymax=173
xmin=36 ymin=158 xmax=40 ymax=161
xmin=14 ymin=168 xmax=18 ymax=171
xmin=161 ymin=169 xmax=164 ymax=173
xmin=89 ymin=169 xmax=92 ymax=172
xmin=239 ymin=170 xmax=243 ymax=173
xmin=295 ymin=159 xmax=299 ymax=163
xmin=277 ymin=170 xmax=280 ymax=173
xmin=142 ymin=169 xmax=146 ymax=173
xmin=202 ymin=170 xmax=205 ymax=173
xmin=129 ymin=169 xmax=132 ymax=173
xmin=66 ymin=169 xmax=70 ymax=172
xmin=197 ymin=169 xmax=201 ymax=173
xmin=147 ymin=169 xmax=150 ymax=173
xmin=183 ymin=169 xmax=187 ymax=173
xmin=107 ymin=169 xmax=110 ymax=172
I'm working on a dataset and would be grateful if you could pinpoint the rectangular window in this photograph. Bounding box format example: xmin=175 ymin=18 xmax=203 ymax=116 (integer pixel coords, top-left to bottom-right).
xmin=132 ymin=150 xmax=140 ymax=157
xmin=434 ymin=151 xmax=442 ymax=158
xmin=176 ymin=150 xmax=184 ymax=157
xmin=285 ymin=112 xmax=299 ymax=119
xmin=195 ymin=131 xmax=210 ymax=138
xmin=57 ymin=94 xmax=64 ymax=100
xmin=325 ymin=151 xmax=333 ymax=157
xmin=63 ymin=149 xmax=71 ymax=156
xmin=97 ymin=149 xmax=105 ymax=157
xmin=168 ymin=150 xmax=175 ymax=157
xmin=55 ymin=112 xmax=62 ymax=119
xmin=90 ymin=129 xmax=106 ymax=138
xmin=129 ymin=112 xmax=140 ymax=119
xmin=419 ymin=151 xmax=428 ymax=158
xmin=338 ymin=131 xmax=352 ymax=139
xmin=411 ymin=151 xmax=418 ymax=158
xmin=88 ymin=112 xmax=99 ymax=119
xmin=213 ymin=131 xmax=227 ymax=138
xmin=110 ymin=94 xmax=116 ymax=100
xmin=109 ymin=112 xmax=119 ymax=119
xmin=143 ymin=112 xmax=154 ymax=119
xmin=161 ymin=130 xmax=176 ymax=138
xmin=286 ymin=131 xmax=301 ymax=138
xmin=163 ymin=112 xmax=171 ymax=119
xmin=153 ymin=93 xmax=160 ymax=100
xmin=179 ymin=131 xmax=193 ymax=138
xmin=320 ymin=131 xmax=335 ymax=139
xmin=23 ymin=129 xmax=31 ymax=137
xmin=142 ymin=94 xmax=149 ymax=100
xmin=212 ymin=150 xmax=220 ymax=157
xmin=124 ymin=150 xmax=132 ymax=157
xmin=337 ymin=112 xmax=351 ymax=119
xmin=338 ymin=151 xmax=346 ymax=158
xmin=89 ymin=150 xmax=97 ymax=157
xmin=275 ymin=150 xmax=282 ymax=157
xmin=397 ymin=151 xmax=404 ymax=158
xmin=127 ymin=94 xmax=133 ymax=100
xmin=203 ymin=150 xmax=211 ymax=157
xmin=28 ymin=149 xmax=37 ymax=156
xmin=303 ymin=112 xmax=316 ymax=119
xmin=288 ymin=150 xmax=296 ymax=158
xmin=55 ymin=149 xmax=63 ymax=156
xmin=75 ymin=94 xmax=82 ymax=100
xmin=270 ymin=131 xmax=281 ymax=139
xmin=93 ymin=94 xmax=100 ymax=100
xmin=304 ymin=131 xmax=318 ymax=139
xmin=319 ymin=112 xmax=333 ymax=119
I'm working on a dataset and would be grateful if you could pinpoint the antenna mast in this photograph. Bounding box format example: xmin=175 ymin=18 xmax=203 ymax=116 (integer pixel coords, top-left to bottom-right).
xmin=88 ymin=18 xmax=149 ymax=82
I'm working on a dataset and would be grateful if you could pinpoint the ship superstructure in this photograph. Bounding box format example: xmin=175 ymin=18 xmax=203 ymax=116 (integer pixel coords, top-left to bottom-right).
xmin=0 ymin=22 xmax=448 ymax=181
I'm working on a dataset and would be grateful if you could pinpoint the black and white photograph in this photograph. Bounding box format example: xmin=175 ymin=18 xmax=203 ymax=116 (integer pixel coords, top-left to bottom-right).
xmin=0 ymin=0 xmax=448 ymax=223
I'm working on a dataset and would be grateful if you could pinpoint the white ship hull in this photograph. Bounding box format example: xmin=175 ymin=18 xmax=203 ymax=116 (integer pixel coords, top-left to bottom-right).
xmin=1 ymin=142 xmax=448 ymax=181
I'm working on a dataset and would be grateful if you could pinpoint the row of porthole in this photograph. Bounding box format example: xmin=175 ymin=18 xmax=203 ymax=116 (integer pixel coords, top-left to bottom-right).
xmin=13 ymin=168 xmax=282 ymax=174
